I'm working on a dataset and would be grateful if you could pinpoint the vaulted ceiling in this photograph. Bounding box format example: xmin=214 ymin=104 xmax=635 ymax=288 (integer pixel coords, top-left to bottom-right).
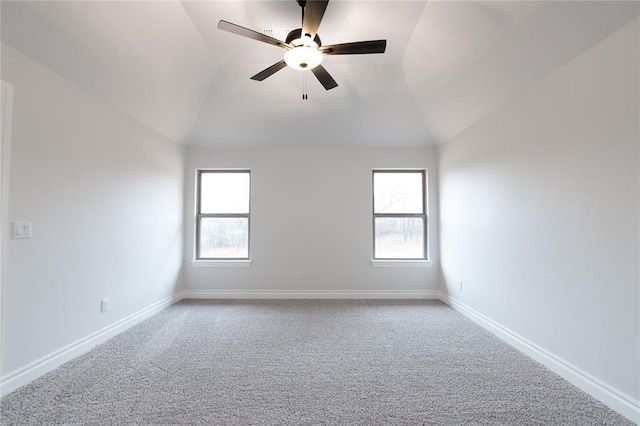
xmin=1 ymin=1 xmax=638 ymax=147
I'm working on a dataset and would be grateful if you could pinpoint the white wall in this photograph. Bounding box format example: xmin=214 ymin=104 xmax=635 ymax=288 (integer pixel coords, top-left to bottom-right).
xmin=439 ymin=18 xmax=639 ymax=408
xmin=184 ymin=147 xmax=439 ymax=296
xmin=0 ymin=45 xmax=184 ymax=380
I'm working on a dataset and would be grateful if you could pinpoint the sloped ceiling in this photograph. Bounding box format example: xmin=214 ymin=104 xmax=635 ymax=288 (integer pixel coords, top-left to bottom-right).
xmin=1 ymin=1 xmax=638 ymax=147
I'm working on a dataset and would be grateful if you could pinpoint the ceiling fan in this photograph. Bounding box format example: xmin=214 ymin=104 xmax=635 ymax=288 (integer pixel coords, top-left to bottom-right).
xmin=217 ymin=0 xmax=387 ymax=92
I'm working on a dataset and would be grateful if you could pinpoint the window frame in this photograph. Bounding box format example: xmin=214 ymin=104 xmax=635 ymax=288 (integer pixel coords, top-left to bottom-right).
xmin=372 ymin=169 xmax=428 ymax=261
xmin=195 ymin=169 xmax=251 ymax=261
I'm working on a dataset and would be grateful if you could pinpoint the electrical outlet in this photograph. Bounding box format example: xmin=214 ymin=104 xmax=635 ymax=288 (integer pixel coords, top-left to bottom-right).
xmin=12 ymin=222 xmax=32 ymax=239
xmin=101 ymin=298 xmax=109 ymax=313
xmin=296 ymin=271 xmax=302 ymax=280
xmin=459 ymin=281 xmax=463 ymax=291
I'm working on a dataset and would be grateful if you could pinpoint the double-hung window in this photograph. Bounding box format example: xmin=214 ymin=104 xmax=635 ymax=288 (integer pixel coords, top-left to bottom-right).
xmin=196 ymin=170 xmax=251 ymax=260
xmin=373 ymin=170 xmax=427 ymax=260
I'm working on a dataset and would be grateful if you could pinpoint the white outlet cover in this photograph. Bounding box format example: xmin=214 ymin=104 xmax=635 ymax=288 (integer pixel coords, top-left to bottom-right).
xmin=12 ymin=222 xmax=32 ymax=239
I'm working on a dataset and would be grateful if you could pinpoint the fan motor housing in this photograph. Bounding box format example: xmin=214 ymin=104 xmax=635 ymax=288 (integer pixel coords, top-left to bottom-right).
xmin=286 ymin=28 xmax=321 ymax=47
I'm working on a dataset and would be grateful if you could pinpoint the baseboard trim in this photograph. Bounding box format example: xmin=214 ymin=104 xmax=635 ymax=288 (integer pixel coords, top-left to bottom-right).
xmin=438 ymin=292 xmax=639 ymax=424
xmin=182 ymin=290 xmax=441 ymax=299
xmin=0 ymin=292 xmax=184 ymax=397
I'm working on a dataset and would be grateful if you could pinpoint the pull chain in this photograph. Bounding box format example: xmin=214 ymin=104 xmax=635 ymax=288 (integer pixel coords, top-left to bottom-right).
xmin=302 ymin=71 xmax=308 ymax=100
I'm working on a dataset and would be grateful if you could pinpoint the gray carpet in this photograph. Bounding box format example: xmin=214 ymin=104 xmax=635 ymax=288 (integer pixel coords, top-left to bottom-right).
xmin=1 ymin=299 xmax=632 ymax=425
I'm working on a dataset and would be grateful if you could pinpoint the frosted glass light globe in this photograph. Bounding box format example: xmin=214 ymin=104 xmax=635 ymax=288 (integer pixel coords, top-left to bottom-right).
xmin=284 ymin=36 xmax=322 ymax=70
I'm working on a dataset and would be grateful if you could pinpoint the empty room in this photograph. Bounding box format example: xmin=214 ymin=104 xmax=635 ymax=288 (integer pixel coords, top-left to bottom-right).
xmin=0 ymin=0 xmax=638 ymax=424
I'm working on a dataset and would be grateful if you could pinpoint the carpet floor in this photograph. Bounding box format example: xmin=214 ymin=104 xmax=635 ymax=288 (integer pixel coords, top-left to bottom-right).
xmin=0 ymin=299 xmax=633 ymax=425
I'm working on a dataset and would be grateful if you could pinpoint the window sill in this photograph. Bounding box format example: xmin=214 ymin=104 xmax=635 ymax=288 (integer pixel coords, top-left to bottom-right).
xmin=191 ymin=260 xmax=252 ymax=268
xmin=371 ymin=259 xmax=432 ymax=268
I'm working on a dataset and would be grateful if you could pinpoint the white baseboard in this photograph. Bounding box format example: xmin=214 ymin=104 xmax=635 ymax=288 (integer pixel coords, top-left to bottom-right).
xmin=0 ymin=292 xmax=184 ymax=397
xmin=438 ymin=292 xmax=640 ymax=424
xmin=182 ymin=289 xmax=441 ymax=299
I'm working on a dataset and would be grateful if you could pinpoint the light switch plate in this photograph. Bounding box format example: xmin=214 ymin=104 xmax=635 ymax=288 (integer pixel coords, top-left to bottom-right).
xmin=12 ymin=222 xmax=32 ymax=239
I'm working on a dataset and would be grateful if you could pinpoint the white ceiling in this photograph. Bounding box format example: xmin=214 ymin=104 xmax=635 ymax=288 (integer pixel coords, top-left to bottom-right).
xmin=1 ymin=1 xmax=638 ymax=147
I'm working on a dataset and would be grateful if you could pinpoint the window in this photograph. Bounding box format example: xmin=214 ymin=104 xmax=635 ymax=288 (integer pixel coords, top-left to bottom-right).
xmin=196 ymin=170 xmax=250 ymax=260
xmin=373 ymin=170 xmax=427 ymax=260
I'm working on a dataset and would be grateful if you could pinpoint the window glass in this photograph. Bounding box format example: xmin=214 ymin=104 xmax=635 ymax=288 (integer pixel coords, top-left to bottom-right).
xmin=200 ymin=172 xmax=250 ymax=214
xmin=199 ymin=217 xmax=249 ymax=258
xmin=374 ymin=172 xmax=423 ymax=214
xmin=374 ymin=217 xmax=424 ymax=259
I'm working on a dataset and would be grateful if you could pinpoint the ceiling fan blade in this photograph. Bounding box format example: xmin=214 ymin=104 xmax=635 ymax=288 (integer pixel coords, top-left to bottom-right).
xmin=320 ymin=40 xmax=387 ymax=55
xmin=311 ymin=65 xmax=338 ymax=90
xmin=250 ymin=60 xmax=288 ymax=81
xmin=218 ymin=20 xmax=290 ymax=50
xmin=302 ymin=0 xmax=329 ymax=40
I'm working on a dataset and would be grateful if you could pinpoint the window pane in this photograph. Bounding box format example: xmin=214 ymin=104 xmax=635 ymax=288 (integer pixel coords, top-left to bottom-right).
xmin=374 ymin=172 xmax=423 ymax=214
xmin=199 ymin=217 xmax=248 ymax=258
xmin=201 ymin=172 xmax=250 ymax=214
xmin=375 ymin=217 xmax=424 ymax=259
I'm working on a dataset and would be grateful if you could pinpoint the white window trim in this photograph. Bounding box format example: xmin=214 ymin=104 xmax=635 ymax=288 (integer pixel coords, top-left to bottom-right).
xmin=191 ymin=260 xmax=252 ymax=268
xmin=195 ymin=169 xmax=251 ymax=262
xmin=371 ymin=259 xmax=432 ymax=268
xmin=372 ymin=169 xmax=429 ymax=263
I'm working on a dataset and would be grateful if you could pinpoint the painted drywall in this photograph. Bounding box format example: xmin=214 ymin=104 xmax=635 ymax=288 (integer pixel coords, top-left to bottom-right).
xmin=184 ymin=147 xmax=439 ymax=295
xmin=439 ymin=18 xmax=639 ymax=406
xmin=0 ymin=44 xmax=184 ymax=377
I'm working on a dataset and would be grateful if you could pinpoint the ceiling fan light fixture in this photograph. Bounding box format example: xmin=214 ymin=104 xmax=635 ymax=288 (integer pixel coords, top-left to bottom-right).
xmin=218 ymin=0 xmax=387 ymax=91
xmin=284 ymin=36 xmax=322 ymax=70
